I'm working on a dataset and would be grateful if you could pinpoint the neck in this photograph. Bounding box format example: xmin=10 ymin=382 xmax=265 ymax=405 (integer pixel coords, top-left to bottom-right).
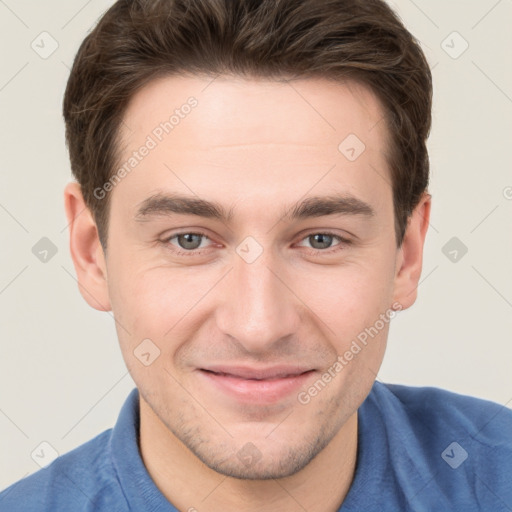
xmin=138 ymin=398 xmax=358 ymax=512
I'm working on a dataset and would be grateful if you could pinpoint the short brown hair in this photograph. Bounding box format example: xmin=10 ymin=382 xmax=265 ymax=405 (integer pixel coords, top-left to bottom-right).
xmin=63 ymin=0 xmax=432 ymax=250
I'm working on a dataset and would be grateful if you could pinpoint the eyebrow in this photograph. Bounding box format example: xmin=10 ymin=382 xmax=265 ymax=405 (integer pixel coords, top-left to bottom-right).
xmin=134 ymin=193 xmax=376 ymax=223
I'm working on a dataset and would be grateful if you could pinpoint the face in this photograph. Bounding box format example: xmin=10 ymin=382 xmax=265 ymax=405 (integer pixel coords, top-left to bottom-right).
xmin=67 ymin=74 xmax=428 ymax=480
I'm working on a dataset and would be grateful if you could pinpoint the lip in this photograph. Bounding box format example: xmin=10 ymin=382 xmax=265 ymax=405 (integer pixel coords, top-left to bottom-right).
xmin=197 ymin=366 xmax=316 ymax=404
xmin=201 ymin=364 xmax=314 ymax=380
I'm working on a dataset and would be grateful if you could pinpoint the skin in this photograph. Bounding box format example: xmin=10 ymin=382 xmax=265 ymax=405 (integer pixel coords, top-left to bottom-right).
xmin=64 ymin=75 xmax=431 ymax=512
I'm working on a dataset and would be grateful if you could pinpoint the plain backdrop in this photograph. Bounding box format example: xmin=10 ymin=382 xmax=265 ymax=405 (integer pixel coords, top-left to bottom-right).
xmin=1 ymin=0 xmax=511 ymax=490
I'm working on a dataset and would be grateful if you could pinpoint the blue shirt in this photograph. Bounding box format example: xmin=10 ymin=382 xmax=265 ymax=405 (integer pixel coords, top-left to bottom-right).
xmin=1 ymin=381 xmax=511 ymax=511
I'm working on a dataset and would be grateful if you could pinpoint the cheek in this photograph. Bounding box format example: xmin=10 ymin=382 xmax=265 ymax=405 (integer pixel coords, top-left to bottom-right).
xmin=108 ymin=262 xmax=214 ymax=357
xmin=291 ymin=257 xmax=395 ymax=382
xmin=111 ymin=271 xmax=179 ymax=331
xmin=108 ymin=268 xmax=187 ymax=387
xmin=295 ymin=257 xmax=394 ymax=330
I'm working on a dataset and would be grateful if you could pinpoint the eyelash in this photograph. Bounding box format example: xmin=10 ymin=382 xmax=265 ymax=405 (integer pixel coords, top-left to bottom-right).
xmin=161 ymin=230 xmax=352 ymax=257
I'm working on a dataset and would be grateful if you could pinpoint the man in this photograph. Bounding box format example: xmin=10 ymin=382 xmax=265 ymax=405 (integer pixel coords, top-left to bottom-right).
xmin=1 ymin=0 xmax=511 ymax=510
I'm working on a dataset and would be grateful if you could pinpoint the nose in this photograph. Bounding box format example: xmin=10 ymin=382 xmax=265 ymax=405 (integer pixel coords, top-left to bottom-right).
xmin=215 ymin=246 xmax=301 ymax=354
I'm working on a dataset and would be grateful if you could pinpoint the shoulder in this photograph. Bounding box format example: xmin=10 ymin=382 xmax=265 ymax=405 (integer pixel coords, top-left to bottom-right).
xmin=365 ymin=381 xmax=512 ymax=509
xmin=374 ymin=381 xmax=512 ymax=441
xmin=0 ymin=429 xmax=128 ymax=512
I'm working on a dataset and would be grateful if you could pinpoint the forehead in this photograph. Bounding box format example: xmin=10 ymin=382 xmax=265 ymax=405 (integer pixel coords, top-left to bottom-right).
xmin=121 ymin=74 xmax=389 ymax=148
xmin=113 ymin=74 xmax=392 ymax=224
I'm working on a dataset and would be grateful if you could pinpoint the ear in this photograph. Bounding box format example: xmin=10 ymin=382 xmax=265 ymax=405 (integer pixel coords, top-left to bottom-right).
xmin=392 ymin=192 xmax=432 ymax=310
xmin=63 ymin=182 xmax=111 ymax=312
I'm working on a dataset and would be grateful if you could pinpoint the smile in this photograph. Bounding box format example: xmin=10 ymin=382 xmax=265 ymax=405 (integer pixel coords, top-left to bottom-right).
xmin=197 ymin=368 xmax=316 ymax=404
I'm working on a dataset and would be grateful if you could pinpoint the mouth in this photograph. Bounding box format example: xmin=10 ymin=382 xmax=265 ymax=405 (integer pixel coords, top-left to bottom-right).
xmin=204 ymin=370 xmax=306 ymax=380
xmin=197 ymin=367 xmax=316 ymax=404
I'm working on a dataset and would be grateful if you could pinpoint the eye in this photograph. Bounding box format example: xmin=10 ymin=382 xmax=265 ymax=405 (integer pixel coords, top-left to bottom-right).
xmin=164 ymin=232 xmax=212 ymax=253
xmin=296 ymin=232 xmax=351 ymax=253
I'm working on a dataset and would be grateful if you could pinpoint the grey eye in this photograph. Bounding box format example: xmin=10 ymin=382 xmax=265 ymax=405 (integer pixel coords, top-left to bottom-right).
xmin=307 ymin=233 xmax=336 ymax=250
xmin=176 ymin=233 xmax=204 ymax=250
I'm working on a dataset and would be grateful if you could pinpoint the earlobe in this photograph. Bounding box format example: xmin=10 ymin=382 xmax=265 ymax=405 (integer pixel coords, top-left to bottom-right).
xmin=64 ymin=182 xmax=112 ymax=312
xmin=391 ymin=193 xmax=432 ymax=310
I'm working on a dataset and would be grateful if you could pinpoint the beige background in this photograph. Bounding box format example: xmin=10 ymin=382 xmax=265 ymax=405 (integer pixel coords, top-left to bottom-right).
xmin=1 ymin=0 xmax=511 ymax=490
